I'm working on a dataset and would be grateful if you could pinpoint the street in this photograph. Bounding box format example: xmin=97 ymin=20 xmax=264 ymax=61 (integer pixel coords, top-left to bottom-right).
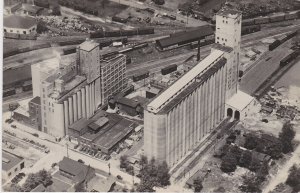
xmin=2 ymin=112 xmax=139 ymax=187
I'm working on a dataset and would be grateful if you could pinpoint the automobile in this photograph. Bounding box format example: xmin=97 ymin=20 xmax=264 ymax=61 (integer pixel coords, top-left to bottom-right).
xmin=117 ymin=175 xmax=123 ymax=180
xmin=262 ymin=119 xmax=269 ymax=123
xmin=32 ymin=133 xmax=39 ymax=137
xmin=5 ymin=119 xmax=10 ymax=123
xmin=11 ymin=125 xmax=17 ymax=129
xmin=44 ymin=149 xmax=50 ymax=153
xmin=80 ymin=146 xmax=84 ymax=151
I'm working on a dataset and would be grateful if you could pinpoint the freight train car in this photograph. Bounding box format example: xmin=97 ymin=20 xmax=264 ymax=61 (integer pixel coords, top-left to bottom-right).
xmin=3 ymin=88 xmax=16 ymax=98
xmin=241 ymin=25 xmax=261 ymax=35
xmin=280 ymin=50 xmax=300 ymax=67
xmin=269 ymin=14 xmax=285 ymax=23
xmin=254 ymin=17 xmax=269 ymax=24
xmin=33 ymin=0 xmax=50 ymax=8
xmin=161 ymin=64 xmax=177 ymax=75
xmin=269 ymin=40 xmax=281 ymax=51
xmin=132 ymin=71 xmax=150 ymax=82
xmin=138 ymin=27 xmax=155 ymax=35
xmin=242 ymin=19 xmax=255 ymax=26
xmin=63 ymin=47 xmax=76 ymax=55
xmin=285 ymin=11 xmax=299 ymax=20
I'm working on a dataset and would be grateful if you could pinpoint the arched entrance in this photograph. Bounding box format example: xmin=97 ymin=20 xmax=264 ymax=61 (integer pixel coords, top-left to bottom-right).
xmin=227 ymin=108 xmax=233 ymax=117
xmin=234 ymin=111 xmax=240 ymax=120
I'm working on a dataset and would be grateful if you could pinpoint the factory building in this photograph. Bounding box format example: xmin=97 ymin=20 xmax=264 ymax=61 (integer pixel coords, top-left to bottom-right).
xmin=144 ymin=8 xmax=248 ymax=166
xmin=32 ymin=39 xmax=127 ymax=138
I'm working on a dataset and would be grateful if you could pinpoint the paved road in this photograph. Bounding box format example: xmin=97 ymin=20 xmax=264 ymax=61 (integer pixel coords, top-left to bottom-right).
xmin=109 ymin=0 xmax=208 ymax=27
xmin=2 ymin=116 xmax=139 ymax=187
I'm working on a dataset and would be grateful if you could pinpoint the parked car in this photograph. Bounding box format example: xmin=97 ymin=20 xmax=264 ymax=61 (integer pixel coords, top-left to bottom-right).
xmin=32 ymin=133 xmax=39 ymax=137
xmin=117 ymin=175 xmax=123 ymax=180
xmin=11 ymin=125 xmax=17 ymax=129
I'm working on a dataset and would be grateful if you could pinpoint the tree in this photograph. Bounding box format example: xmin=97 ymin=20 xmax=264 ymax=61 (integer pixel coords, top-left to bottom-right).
xmin=257 ymin=161 xmax=269 ymax=182
xmin=120 ymin=155 xmax=128 ymax=169
xmin=126 ymin=165 xmax=134 ymax=176
xmin=193 ymin=177 xmax=203 ymax=192
xmin=221 ymin=152 xmax=237 ymax=173
xmin=286 ymin=164 xmax=300 ymax=191
xmin=52 ymin=5 xmax=61 ymax=16
xmin=279 ymin=122 xmax=295 ymax=154
xmin=244 ymin=135 xmax=258 ymax=150
xmin=10 ymin=183 xmax=24 ymax=192
xmin=36 ymin=21 xmax=48 ymax=34
xmin=22 ymin=170 xmax=52 ymax=191
xmin=239 ymin=150 xmax=252 ymax=168
xmin=239 ymin=173 xmax=262 ymax=193
xmin=157 ymin=161 xmax=170 ymax=186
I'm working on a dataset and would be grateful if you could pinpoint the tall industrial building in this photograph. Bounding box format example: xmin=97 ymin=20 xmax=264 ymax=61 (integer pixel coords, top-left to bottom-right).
xmin=32 ymin=39 xmax=127 ymax=137
xmin=144 ymin=8 xmax=242 ymax=166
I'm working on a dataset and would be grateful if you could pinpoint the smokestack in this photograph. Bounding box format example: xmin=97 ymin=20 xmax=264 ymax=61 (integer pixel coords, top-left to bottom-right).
xmin=197 ymin=39 xmax=201 ymax=61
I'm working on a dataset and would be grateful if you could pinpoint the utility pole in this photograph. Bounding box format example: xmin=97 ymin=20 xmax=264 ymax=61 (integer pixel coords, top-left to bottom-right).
xmin=197 ymin=39 xmax=201 ymax=61
xmin=66 ymin=143 xmax=69 ymax=157
xmin=132 ymin=169 xmax=134 ymax=185
xmin=108 ymin=163 xmax=111 ymax=175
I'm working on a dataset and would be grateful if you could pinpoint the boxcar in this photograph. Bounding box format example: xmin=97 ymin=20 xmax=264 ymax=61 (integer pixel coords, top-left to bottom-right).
xmin=161 ymin=64 xmax=177 ymax=75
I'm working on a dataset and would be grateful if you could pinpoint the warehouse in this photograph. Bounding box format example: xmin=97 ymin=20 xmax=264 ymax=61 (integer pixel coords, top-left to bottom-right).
xmin=4 ymin=15 xmax=37 ymax=35
xmin=156 ymin=25 xmax=214 ymax=50
xmin=2 ymin=150 xmax=25 ymax=181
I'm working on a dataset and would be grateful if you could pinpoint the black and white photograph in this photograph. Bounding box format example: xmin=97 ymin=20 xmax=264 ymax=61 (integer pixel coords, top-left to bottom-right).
xmin=1 ymin=0 xmax=300 ymax=192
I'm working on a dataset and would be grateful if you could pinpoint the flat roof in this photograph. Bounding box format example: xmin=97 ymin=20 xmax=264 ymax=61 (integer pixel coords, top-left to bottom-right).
xmin=93 ymin=118 xmax=134 ymax=152
xmin=88 ymin=117 xmax=109 ymax=131
xmin=69 ymin=118 xmax=89 ymax=132
xmin=156 ymin=25 xmax=213 ymax=48
xmin=226 ymin=90 xmax=254 ymax=111
xmin=4 ymin=15 xmax=36 ymax=29
xmin=211 ymin=43 xmax=233 ymax=53
xmin=22 ymin=4 xmax=43 ymax=14
xmin=158 ymin=57 xmax=226 ymax=114
xmin=2 ymin=150 xmax=24 ymax=171
xmin=147 ymin=50 xmax=224 ymax=113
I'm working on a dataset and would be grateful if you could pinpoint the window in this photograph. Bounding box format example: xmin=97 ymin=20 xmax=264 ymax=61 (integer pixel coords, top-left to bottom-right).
xmin=217 ymin=37 xmax=219 ymax=40
xmin=4 ymin=29 xmax=6 ymax=32
xmin=23 ymin=31 xmax=26 ymax=34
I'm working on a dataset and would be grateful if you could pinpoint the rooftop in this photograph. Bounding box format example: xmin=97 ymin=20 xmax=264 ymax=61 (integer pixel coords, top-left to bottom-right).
xmin=30 ymin=184 xmax=45 ymax=192
xmin=211 ymin=43 xmax=233 ymax=53
xmin=69 ymin=118 xmax=89 ymax=132
xmin=2 ymin=150 xmax=24 ymax=171
xmin=88 ymin=117 xmax=109 ymax=131
xmin=30 ymin=96 xmax=41 ymax=106
xmin=217 ymin=7 xmax=241 ymax=18
xmin=116 ymin=97 xmax=140 ymax=108
xmin=148 ymin=50 xmax=224 ymax=113
xmin=4 ymin=15 xmax=36 ymax=29
xmin=156 ymin=25 xmax=213 ymax=49
xmin=158 ymin=57 xmax=227 ymax=114
xmin=88 ymin=175 xmax=116 ymax=192
xmin=78 ymin=40 xmax=99 ymax=52
xmin=58 ymin=157 xmax=94 ymax=183
xmin=226 ymin=90 xmax=254 ymax=111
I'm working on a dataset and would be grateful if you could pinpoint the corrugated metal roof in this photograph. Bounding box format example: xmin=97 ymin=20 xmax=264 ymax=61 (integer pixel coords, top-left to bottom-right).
xmin=147 ymin=50 xmax=224 ymax=113
xmin=156 ymin=25 xmax=213 ymax=48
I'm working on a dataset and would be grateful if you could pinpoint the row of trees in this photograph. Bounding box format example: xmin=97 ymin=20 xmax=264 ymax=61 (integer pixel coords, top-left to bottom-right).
xmin=10 ymin=169 xmax=52 ymax=192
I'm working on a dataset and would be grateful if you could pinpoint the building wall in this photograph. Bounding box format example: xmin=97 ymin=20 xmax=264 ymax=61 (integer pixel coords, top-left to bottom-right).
xmin=100 ymin=55 xmax=127 ymax=104
xmin=2 ymin=160 xmax=25 ymax=181
xmin=4 ymin=25 xmax=36 ymax=34
xmin=215 ymin=12 xmax=241 ymax=100
xmin=144 ymin=64 xmax=226 ymax=166
xmin=29 ymin=101 xmax=42 ymax=131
